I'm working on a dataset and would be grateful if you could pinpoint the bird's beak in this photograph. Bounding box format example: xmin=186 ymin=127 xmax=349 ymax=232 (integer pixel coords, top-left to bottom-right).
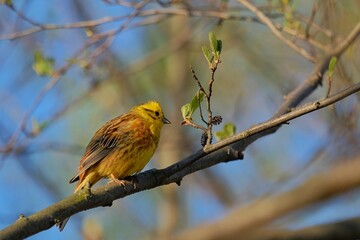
xmin=163 ymin=116 xmax=171 ymax=124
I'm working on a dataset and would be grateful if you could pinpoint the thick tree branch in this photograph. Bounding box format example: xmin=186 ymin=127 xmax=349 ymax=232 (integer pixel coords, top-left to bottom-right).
xmin=275 ymin=21 xmax=360 ymax=117
xmin=204 ymin=81 xmax=360 ymax=154
xmin=0 ymin=81 xmax=359 ymax=240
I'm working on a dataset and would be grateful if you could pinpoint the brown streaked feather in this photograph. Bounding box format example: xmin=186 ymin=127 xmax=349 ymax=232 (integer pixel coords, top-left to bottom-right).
xmin=70 ymin=114 xmax=134 ymax=184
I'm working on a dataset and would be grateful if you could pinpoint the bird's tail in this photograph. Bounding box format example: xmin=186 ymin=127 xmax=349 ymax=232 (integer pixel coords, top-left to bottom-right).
xmin=57 ymin=217 xmax=70 ymax=231
xmin=56 ymin=180 xmax=90 ymax=231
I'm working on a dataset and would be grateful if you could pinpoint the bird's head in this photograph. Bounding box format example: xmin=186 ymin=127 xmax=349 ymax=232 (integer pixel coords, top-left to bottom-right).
xmin=133 ymin=100 xmax=171 ymax=137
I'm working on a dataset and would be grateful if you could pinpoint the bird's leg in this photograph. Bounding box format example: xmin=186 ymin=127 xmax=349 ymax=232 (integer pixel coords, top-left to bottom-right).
xmin=109 ymin=174 xmax=127 ymax=188
xmin=109 ymin=174 xmax=139 ymax=189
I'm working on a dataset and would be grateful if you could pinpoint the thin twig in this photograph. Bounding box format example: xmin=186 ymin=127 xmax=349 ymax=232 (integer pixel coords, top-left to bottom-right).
xmin=205 ymin=61 xmax=220 ymax=146
xmin=6 ymin=4 xmax=43 ymax=27
xmin=294 ymin=11 xmax=334 ymax=38
xmin=279 ymin=24 xmax=329 ymax=52
xmin=198 ymin=94 xmax=207 ymax=126
xmin=0 ymin=8 xmax=279 ymax=40
xmin=190 ymin=66 xmax=208 ymax=125
xmin=275 ymin=21 xmax=360 ymax=117
xmin=188 ymin=58 xmax=221 ymax=146
xmin=305 ymin=2 xmax=319 ymax=39
xmin=237 ymin=0 xmax=317 ymax=62
xmin=326 ymin=75 xmax=333 ymax=98
xmin=89 ymin=0 xmax=149 ymax=60
xmin=181 ymin=119 xmax=208 ymax=133
xmin=190 ymin=66 xmax=208 ymax=98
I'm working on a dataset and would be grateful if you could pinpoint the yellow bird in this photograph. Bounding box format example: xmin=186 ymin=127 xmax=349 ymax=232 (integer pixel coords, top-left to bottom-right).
xmin=57 ymin=100 xmax=170 ymax=231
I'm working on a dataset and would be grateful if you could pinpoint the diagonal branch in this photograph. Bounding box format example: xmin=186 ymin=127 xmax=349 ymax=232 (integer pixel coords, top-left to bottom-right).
xmin=237 ymin=0 xmax=317 ymax=62
xmin=1 ymin=81 xmax=359 ymax=240
xmin=274 ymin=21 xmax=360 ymax=117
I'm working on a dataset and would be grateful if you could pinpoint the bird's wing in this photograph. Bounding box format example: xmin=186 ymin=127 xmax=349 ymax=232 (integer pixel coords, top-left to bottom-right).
xmin=70 ymin=114 xmax=134 ymax=183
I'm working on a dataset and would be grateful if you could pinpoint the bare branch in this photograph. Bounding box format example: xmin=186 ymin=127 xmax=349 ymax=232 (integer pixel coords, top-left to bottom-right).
xmin=237 ymin=0 xmax=317 ymax=62
xmin=304 ymin=1 xmax=319 ymax=39
xmin=204 ymin=82 xmax=360 ymax=153
xmin=275 ymin=21 xmax=360 ymax=117
xmin=0 ymin=8 xmax=279 ymax=40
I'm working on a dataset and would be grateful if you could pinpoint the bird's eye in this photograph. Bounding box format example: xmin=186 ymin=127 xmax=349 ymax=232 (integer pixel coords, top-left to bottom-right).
xmin=155 ymin=111 xmax=160 ymax=116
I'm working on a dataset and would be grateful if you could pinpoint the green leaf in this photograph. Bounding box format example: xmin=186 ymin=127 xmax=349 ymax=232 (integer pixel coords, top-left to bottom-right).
xmin=208 ymin=32 xmax=222 ymax=61
xmin=223 ymin=123 xmax=236 ymax=136
xmin=190 ymin=90 xmax=205 ymax=111
xmin=214 ymin=123 xmax=236 ymax=141
xmin=328 ymin=56 xmax=337 ymax=78
xmin=209 ymin=32 xmax=218 ymax=54
xmin=181 ymin=91 xmax=205 ymax=119
xmin=217 ymin=40 xmax=222 ymax=53
xmin=202 ymin=45 xmax=213 ymax=66
xmin=215 ymin=39 xmax=222 ymax=60
xmin=214 ymin=131 xmax=226 ymax=141
xmin=32 ymin=50 xmax=55 ymax=76
xmin=181 ymin=103 xmax=192 ymax=119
